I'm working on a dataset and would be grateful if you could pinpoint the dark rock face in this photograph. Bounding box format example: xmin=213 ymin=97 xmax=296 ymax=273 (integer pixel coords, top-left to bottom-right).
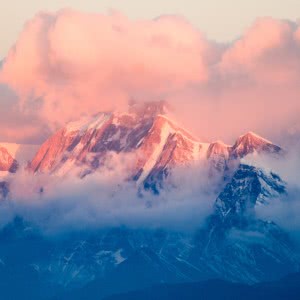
xmin=215 ymin=164 xmax=286 ymax=221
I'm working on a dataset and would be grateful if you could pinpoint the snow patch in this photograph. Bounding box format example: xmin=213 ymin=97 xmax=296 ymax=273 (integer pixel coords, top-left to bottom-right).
xmin=113 ymin=249 xmax=126 ymax=265
xmin=137 ymin=122 xmax=171 ymax=185
xmin=65 ymin=113 xmax=111 ymax=135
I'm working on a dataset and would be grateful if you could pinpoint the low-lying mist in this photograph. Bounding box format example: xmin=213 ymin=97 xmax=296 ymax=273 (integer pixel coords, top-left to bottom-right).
xmin=0 ymin=154 xmax=216 ymax=235
xmin=1 ymin=145 xmax=300 ymax=242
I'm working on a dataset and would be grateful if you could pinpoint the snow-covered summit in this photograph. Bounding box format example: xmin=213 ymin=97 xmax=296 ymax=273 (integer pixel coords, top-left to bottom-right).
xmin=231 ymin=131 xmax=282 ymax=158
xmin=0 ymin=143 xmax=38 ymax=175
xmin=65 ymin=113 xmax=112 ymax=135
xmin=0 ymin=146 xmax=18 ymax=173
xmin=28 ymin=107 xmax=283 ymax=189
xmin=29 ymin=106 xmax=207 ymax=180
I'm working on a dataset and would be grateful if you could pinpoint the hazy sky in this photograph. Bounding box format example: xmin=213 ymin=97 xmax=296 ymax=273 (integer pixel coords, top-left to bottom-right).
xmin=1 ymin=0 xmax=300 ymax=58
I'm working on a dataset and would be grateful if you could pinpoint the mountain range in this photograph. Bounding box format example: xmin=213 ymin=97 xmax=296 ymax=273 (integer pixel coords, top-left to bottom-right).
xmin=0 ymin=102 xmax=298 ymax=299
xmin=1 ymin=102 xmax=282 ymax=188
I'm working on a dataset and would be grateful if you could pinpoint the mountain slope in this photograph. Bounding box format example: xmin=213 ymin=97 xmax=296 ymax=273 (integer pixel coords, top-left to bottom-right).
xmin=103 ymin=273 xmax=300 ymax=300
xmin=0 ymin=163 xmax=297 ymax=298
xmin=215 ymin=164 xmax=286 ymax=220
xmin=0 ymin=146 xmax=18 ymax=173
xmin=193 ymin=164 xmax=298 ymax=283
xmin=0 ymin=143 xmax=38 ymax=175
xmin=231 ymin=132 xmax=282 ymax=158
xmin=0 ymin=143 xmax=39 ymax=200
xmin=29 ymin=103 xmax=209 ymax=183
xmin=28 ymin=104 xmax=282 ymax=191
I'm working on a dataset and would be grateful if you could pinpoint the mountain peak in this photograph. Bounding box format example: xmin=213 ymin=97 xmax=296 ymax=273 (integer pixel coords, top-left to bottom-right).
xmin=65 ymin=112 xmax=112 ymax=135
xmin=28 ymin=107 xmax=283 ymax=189
xmin=207 ymin=141 xmax=230 ymax=157
xmin=231 ymin=131 xmax=281 ymax=158
xmin=0 ymin=146 xmax=18 ymax=173
xmin=238 ymin=131 xmax=272 ymax=143
xmin=128 ymin=100 xmax=169 ymax=119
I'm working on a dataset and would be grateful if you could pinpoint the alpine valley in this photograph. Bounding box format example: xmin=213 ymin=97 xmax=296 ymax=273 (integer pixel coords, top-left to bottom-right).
xmin=0 ymin=102 xmax=299 ymax=299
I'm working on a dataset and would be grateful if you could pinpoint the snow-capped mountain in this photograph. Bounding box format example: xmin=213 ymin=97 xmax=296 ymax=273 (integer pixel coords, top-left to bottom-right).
xmin=0 ymin=146 xmax=18 ymax=173
xmin=28 ymin=102 xmax=282 ymax=191
xmin=231 ymin=132 xmax=282 ymax=159
xmin=215 ymin=164 xmax=286 ymax=219
xmin=0 ymin=143 xmax=38 ymax=199
xmin=0 ymin=103 xmax=296 ymax=298
xmin=194 ymin=163 xmax=297 ymax=283
xmin=206 ymin=141 xmax=231 ymax=174
xmin=29 ymin=103 xmax=208 ymax=182
xmin=0 ymin=143 xmax=38 ymax=175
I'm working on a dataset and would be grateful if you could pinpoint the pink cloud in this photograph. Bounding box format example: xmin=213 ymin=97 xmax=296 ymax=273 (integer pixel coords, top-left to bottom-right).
xmin=222 ymin=18 xmax=292 ymax=63
xmin=0 ymin=84 xmax=49 ymax=143
xmin=0 ymin=9 xmax=215 ymax=128
xmin=220 ymin=18 xmax=300 ymax=84
xmin=1 ymin=10 xmax=300 ymax=144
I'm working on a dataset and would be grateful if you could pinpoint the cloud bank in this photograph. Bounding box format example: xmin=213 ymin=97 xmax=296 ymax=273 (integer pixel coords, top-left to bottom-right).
xmin=1 ymin=148 xmax=300 ymax=239
xmin=0 ymin=155 xmax=215 ymax=234
xmin=1 ymin=10 xmax=300 ymax=143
